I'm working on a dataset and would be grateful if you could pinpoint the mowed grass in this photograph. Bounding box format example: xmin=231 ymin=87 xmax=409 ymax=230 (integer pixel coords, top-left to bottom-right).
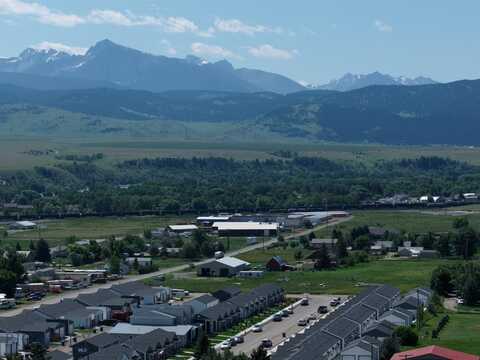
xmin=3 ymin=215 xmax=193 ymax=246
xmin=415 ymin=311 xmax=480 ymax=355
xmin=164 ymin=258 xmax=455 ymax=295
xmin=315 ymin=210 xmax=480 ymax=237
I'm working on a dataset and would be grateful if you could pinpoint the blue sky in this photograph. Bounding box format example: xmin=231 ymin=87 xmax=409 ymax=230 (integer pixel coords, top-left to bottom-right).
xmin=0 ymin=0 xmax=478 ymax=84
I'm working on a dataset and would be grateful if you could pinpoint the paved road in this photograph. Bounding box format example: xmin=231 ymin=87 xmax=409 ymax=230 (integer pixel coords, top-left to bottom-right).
xmin=232 ymin=295 xmax=347 ymax=356
xmin=0 ymin=217 xmax=352 ymax=317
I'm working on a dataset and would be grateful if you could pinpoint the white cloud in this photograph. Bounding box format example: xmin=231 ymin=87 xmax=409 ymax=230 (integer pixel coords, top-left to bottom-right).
xmin=160 ymin=39 xmax=177 ymax=56
xmin=0 ymin=0 xmax=84 ymax=27
xmin=247 ymin=44 xmax=297 ymax=60
xmin=32 ymin=41 xmax=87 ymax=55
xmin=374 ymin=19 xmax=393 ymax=32
xmin=214 ymin=18 xmax=282 ymax=36
xmin=0 ymin=0 xmax=208 ymax=35
xmin=191 ymin=42 xmax=240 ymax=60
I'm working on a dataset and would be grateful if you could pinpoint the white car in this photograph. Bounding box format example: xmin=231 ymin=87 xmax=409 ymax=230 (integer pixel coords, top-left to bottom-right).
xmin=220 ymin=341 xmax=231 ymax=350
xmin=252 ymin=324 xmax=263 ymax=333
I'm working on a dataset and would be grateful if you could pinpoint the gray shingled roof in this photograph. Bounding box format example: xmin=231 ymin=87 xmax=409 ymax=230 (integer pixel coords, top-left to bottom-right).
xmin=361 ymin=293 xmax=390 ymax=312
xmin=324 ymin=317 xmax=358 ymax=339
xmin=193 ymin=294 xmax=218 ymax=305
xmin=375 ymin=284 xmax=400 ymax=300
xmin=343 ymin=304 xmax=376 ymax=324
xmin=47 ymin=350 xmax=72 ymax=360
xmin=272 ymin=330 xmax=338 ymax=360
xmin=198 ymin=301 xmax=239 ymax=321
xmin=76 ymin=289 xmax=135 ymax=307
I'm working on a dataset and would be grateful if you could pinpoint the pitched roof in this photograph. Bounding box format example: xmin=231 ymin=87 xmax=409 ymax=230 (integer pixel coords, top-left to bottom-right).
xmin=198 ymin=301 xmax=239 ymax=321
xmin=375 ymin=284 xmax=400 ymax=300
xmin=361 ymin=293 xmax=390 ymax=311
xmin=343 ymin=304 xmax=376 ymax=324
xmin=78 ymin=333 xmax=122 ymax=349
xmin=193 ymin=294 xmax=218 ymax=305
xmin=391 ymin=346 xmax=480 ymax=360
xmin=364 ymin=320 xmax=395 ymax=337
xmin=0 ymin=310 xmax=60 ymax=333
xmin=212 ymin=286 xmax=242 ymax=301
xmin=76 ymin=289 xmax=135 ymax=307
xmin=227 ymin=292 xmax=259 ymax=307
xmin=251 ymin=283 xmax=283 ymax=297
xmin=272 ymin=330 xmax=339 ymax=360
xmin=324 ymin=317 xmax=358 ymax=339
xmin=36 ymin=299 xmax=91 ymax=319
xmin=270 ymin=255 xmax=287 ymax=266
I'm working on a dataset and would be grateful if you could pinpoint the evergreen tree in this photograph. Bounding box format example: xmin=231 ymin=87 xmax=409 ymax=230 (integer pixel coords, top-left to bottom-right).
xmin=109 ymin=255 xmax=121 ymax=274
xmin=30 ymin=343 xmax=49 ymax=360
xmin=29 ymin=239 xmax=36 ymax=251
xmin=194 ymin=333 xmax=210 ymax=359
xmin=336 ymin=237 xmax=348 ymax=259
xmin=34 ymin=238 xmax=51 ymax=263
xmin=380 ymin=335 xmax=400 ymax=360
xmin=15 ymin=242 xmax=21 ymax=251
xmin=314 ymin=243 xmax=331 ymax=270
xmin=463 ymin=275 xmax=479 ymax=306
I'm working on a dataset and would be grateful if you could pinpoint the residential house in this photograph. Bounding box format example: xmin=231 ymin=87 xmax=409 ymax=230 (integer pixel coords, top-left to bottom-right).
xmin=363 ymin=321 xmax=395 ymax=341
xmin=391 ymin=345 xmax=480 ymax=360
xmin=110 ymin=281 xmax=171 ymax=305
xmin=76 ymin=289 xmax=136 ymax=320
xmin=186 ymin=294 xmax=219 ymax=315
xmin=394 ymin=296 xmax=422 ymax=315
xmin=130 ymin=304 xmax=194 ymax=326
xmin=418 ymin=249 xmax=439 ymax=258
xmin=323 ymin=317 xmax=360 ymax=348
xmin=251 ymin=283 xmax=284 ymax=307
xmin=339 ymin=336 xmax=381 ymax=360
xmin=0 ymin=310 xmax=67 ymax=347
xmin=360 ymin=293 xmax=391 ymax=318
xmin=405 ymin=287 xmax=433 ymax=306
xmin=73 ymin=333 xmax=127 ymax=360
xmin=343 ymin=304 xmax=377 ymax=335
xmin=212 ymin=286 xmax=241 ymax=302
xmin=0 ymin=333 xmax=29 ymax=358
xmin=227 ymin=292 xmax=262 ymax=319
xmin=197 ymin=257 xmax=250 ymax=277
xmin=368 ymin=227 xmax=399 ymax=238
xmin=35 ymin=299 xmax=104 ymax=332
xmin=374 ymin=284 xmax=401 ymax=308
xmin=379 ymin=308 xmax=415 ymax=327
xmin=272 ymin=330 xmax=342 ymax=360
xmin=195 ymin=301 xmax=240 ymax=334
xmin=398 ymin=246 xmax=424 ymax=257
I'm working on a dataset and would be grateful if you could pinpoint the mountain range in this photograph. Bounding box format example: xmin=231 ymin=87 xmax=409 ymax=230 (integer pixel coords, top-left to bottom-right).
xmin=0 ymin=40 xmax=437 ymax=94
xmin=0 ymin=39 xmax=304 ymax=94
xmin=1 ymin=77 xmax=480 ymax=145
xmin=312 ymin=72 xmax=437 ymax=91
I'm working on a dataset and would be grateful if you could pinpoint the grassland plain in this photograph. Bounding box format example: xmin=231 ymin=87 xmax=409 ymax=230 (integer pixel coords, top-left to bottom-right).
xmin=1 ymin=215 xmax=193 ymax=246
xmin=4 ymin=135 xmax=480 ymax=171
xmin=315 ymin=210 xmax=480 ymax=237
xmin=164 ymin=258 xmax=457 ymax=295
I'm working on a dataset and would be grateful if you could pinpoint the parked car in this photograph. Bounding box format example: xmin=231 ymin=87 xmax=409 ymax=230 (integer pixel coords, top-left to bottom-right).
xmin=330 ymin=299 xmax=340 ymax=307
xmin=281 ymin=310 xmax=289 ymax=317
xmin=233 ymin=336 xmax=244 ymax=344
xmin=308 ymin=313 xmax=317 ymax=321
xmin=300 ymin=297 xmax=309 ymax=306
xmin=220 ymin=341 xmax=231 ymax=350
xmin=286 ymin=307 xmax=294 ymax=315
xmin=261 ymin=339 xmax=273 ymax=349
xmin=252 ymin=324 xmax=263 ymax=333
xmin=273 ymin=313 xmax=283 ymax=322
xmin=318 ymin=305 xmax=328 ymax=314
xmin=297 ymin=319 xmax=308 ymax=326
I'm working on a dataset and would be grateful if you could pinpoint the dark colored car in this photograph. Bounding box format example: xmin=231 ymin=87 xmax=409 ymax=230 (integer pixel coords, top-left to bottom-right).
xmin=318 ymin=305 xmax=329 ymax=314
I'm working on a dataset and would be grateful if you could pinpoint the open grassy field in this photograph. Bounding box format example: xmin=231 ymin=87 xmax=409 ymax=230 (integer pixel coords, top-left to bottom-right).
xmin=315 ymin=210 xmax=480 ymax=237
xmin=1 ymin=215 xmax=193 ymax=246
xmin=413 ymin=310 xmax=480 ymax=355
xmin=3 ymin=136 xmax=480 ymax=171
xmin=164 ymin=258 xmax=456 ymax=295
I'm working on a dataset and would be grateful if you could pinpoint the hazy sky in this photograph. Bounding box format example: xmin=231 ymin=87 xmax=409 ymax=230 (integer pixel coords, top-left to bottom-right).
xmin=0 ymin=0 xmax=478 ymax=84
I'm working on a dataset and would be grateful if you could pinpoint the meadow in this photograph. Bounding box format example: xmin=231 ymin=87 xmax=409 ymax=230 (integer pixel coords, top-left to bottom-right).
xmin=164 ymin=258 xmax=456 ymax=295
xmin=1 ymin=215 xmax=193 ymax=247
xmin=3 ymin=135 xmax=480 ymax=171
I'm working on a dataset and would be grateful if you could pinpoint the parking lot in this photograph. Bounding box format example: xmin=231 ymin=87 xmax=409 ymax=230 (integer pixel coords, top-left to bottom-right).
xmin=231 ymin=294 xmax=347 ymax=356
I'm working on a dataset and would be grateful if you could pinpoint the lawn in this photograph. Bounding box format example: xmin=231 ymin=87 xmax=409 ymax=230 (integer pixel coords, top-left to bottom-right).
xmin=315 ymin=210 xmax=480 ymax=238
xmin=164 ymin=258 xmax=456 ymax=295
xmin=414 ymin=310 xmax=480 ymax=355
xmin=4 ymin=215 xmax=193 ymax=246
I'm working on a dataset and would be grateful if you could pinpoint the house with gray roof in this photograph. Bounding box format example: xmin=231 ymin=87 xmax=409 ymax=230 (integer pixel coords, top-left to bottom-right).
xmin=364 ymin=321 xmax=395 ymax=341
xmin=35 ymin=299 xmax=104 ymax=331
xmin=110 ymin=281 xmax=171 ymax=305
xmin=323 ymin=317 xmax=360 ymax=348
xmin=340 ymin=336 xmax=381 ymax=360
xmin=343 ymin=304 xmax=377 ymax=335
xmin=196 ymin=301 xmax=240 ymax=334
xmin=76 ymin=289 xmax=136 ymax=319
xmin=186 ymin=294 xmax=219 ymax=315
xmin=212 ymin=286 xmax=242 ymax=302
xmin=360 ymin=293 xmax=391 ymax=317
xmin=394 ymin=296 xmax=421 ymax=315
xmin=227 ymin=292 xmax=262 ymax=319
xmin=375 ymin=284 xmax=401 ymax=307
xmin=379 ymin=308 xmax=415 ymax=327
xmin=130 ymin=303 xmax=194 ymax=326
